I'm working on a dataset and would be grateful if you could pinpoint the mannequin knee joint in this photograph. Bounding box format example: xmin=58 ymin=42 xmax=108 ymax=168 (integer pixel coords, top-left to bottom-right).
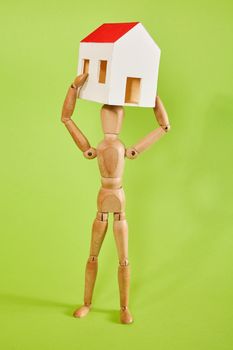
xmin=96 ymin=212 xmax=108 ymax=222
xmin=114 ymin=212 xmax=126 ymax=221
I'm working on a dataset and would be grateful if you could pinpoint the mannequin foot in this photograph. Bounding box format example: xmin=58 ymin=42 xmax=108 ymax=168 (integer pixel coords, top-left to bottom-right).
xmin=73 ymin=305 xmax=91 ymax=318
xmin=120 ymin=307 xmax=133 ymax=324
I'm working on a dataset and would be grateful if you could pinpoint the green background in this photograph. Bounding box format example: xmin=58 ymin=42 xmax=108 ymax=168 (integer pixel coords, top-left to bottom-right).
xmin=0 ymin=0 xmax=232 ymax=349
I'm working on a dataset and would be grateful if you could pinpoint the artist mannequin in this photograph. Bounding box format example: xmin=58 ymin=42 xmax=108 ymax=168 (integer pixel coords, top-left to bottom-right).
xmin=61 ymin=73 xmax=170 ymax=324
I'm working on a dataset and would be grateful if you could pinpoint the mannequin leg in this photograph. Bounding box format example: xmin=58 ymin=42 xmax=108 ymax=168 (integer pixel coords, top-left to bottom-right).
xmin=73 ymin=212 xmax=108 ymax=318
xmin=113 ymin=212 xmax=133 ymax=324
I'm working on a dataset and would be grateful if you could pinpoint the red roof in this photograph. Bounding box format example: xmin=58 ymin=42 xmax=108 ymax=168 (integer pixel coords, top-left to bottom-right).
xmin=81 ymin=22 xmax=139 ymax=43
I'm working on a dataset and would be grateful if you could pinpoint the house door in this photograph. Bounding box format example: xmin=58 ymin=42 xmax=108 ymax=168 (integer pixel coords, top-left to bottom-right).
xmin=124 ymin=77 xmax=141 ymax=104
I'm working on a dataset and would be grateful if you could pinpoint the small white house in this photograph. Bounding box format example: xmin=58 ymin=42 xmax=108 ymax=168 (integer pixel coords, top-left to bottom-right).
xmin=77 ymin=22 xmax=161 ymax=107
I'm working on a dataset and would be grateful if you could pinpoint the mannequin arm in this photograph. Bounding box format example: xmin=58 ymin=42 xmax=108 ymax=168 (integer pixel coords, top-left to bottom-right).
xmin=126 ymin=96 xmax=170 ymax=159
xmin=61 ymin=74 xmax=97 ymax=159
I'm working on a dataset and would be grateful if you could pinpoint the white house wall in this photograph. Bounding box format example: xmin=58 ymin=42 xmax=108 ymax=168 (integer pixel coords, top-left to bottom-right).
xmin=109 ymin=23 xmax=161 ymax=107
xmin=77 ymin=42 xmax=114 ymax=104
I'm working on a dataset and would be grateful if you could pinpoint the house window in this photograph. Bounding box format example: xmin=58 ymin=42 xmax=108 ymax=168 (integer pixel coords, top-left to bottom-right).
xmin=82 ymin=59 xmax=89 ymax=74
xmin=124 ymin=77 xmax=141 ymax=104
xmin=99 ymin=60 xmax=107 ymax=84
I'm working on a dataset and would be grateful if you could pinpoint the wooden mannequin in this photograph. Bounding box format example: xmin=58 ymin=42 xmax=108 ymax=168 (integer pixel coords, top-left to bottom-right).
xmin=61 ymin=73 xmax=170 ymax=324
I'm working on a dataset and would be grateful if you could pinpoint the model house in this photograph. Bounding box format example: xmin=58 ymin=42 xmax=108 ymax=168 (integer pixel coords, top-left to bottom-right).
xmin=77 ymin=22 xmax=161 ymax=107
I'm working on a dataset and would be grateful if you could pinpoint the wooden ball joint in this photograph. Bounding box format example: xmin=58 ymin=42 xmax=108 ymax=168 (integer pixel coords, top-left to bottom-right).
xmin=61 ymin=23 xmax=170 ymax=325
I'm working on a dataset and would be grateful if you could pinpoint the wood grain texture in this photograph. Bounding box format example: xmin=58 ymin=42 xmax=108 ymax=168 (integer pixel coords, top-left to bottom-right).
xmin=154 ymin=95 xmax=170 ymax=131
xmin=125 ymin=95 xmax=170 ymax=157
xmin=97 ymin=136 xmax=125 ymax=178
xmin=61 ymin=74 xmax=94 ymax=153
xmin=61 ymin=86 xmax=78 ymax=122
xmin=89 ymin=217 xmax=108 ymax=257
xmin=113 ymin=218 xmax=128 ymax=265
xmin=101 ymin=177 xmax=122 ymax=189
xmin=133 ymin=126 xmax=166 ymax=154
xmin=84 ymin=256 xmax=98 ymax=306
xmin=64 ymin=119 xmax=91 ymax=152
xmin=118 ymin=264 xmax=130 ymax=308
xmin=61 ymin=74 xmax=88 ymax=122
xmin=118 ymin=264 xmax=133 ymax=324
xmin=97 ymin=187 xmax=125 ymax=213
xmin=100 ymin=104 xmax=124 ymax=134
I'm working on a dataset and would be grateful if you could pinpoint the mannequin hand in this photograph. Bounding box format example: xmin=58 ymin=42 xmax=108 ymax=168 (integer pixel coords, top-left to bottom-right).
xmin=71 ymin=73 xmax=88 ymax=89
xmin=61 ymin=74 xmax=88 ymax=124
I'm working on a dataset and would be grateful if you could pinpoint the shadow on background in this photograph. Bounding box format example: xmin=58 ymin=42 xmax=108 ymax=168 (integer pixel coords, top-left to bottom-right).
xmin=0 ymin=293 xmax=119 ymax=323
